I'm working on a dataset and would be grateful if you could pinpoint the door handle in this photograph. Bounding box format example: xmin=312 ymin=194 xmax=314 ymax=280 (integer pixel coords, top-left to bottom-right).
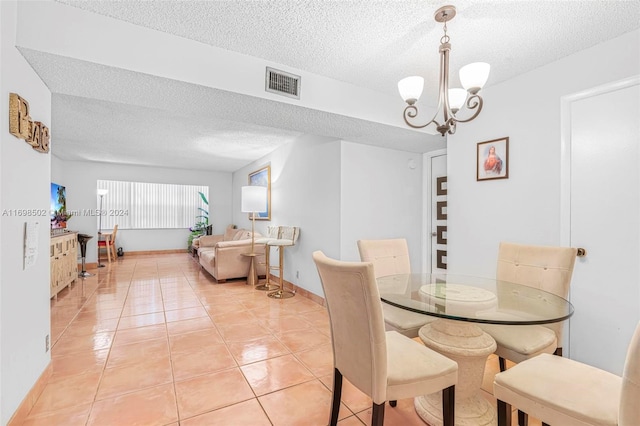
xmin=431 ymin=232 xmax=437 ymax=237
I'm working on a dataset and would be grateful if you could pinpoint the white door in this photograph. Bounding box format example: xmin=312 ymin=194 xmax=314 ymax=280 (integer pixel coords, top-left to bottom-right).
xmin=562 ymin=77 xmax=640 ymax=374
xmin=429 ymin=153 xmax=447 ymax=273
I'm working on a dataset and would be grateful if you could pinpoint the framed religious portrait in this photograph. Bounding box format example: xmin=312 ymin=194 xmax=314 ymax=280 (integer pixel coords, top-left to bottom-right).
xmin=477 ymin=137 xmax=509 ymax=181
xmin=248 ymin=165 xmax=271 ymax=220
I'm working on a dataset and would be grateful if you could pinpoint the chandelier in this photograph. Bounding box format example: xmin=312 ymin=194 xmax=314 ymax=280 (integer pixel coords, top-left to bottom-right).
xmin=398 ymin=5 xmax=490 ymax=136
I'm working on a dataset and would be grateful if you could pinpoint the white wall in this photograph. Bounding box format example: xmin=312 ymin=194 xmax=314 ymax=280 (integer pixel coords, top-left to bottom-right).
xmin=340 ymin=142 xmax=423 ymax=268
xmin=0 ymin=1 xmax=52 ymax=423
xmin=232 ymin=137 xmax=425 ymax=298
xmin=53 ymin=159 xmax=233 ymax=262
xmin=447 ymin=29 xmax=640 ymax=278
xmin=232 ymin=135 xmax=342 ymax=297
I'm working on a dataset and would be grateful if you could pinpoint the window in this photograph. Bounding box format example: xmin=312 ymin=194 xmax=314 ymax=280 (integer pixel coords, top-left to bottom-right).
xmin=97 ymin=180 xmax=208 ymax=230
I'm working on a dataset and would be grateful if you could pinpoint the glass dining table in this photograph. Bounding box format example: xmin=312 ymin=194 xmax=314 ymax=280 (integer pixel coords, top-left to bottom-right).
xmin=377 ymin=273 xmax=574 ymax=426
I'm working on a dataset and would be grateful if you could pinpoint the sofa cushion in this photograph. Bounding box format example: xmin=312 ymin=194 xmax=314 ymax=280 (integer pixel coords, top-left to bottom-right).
xmin=199 ymin=249 xmax=216 ymax=268
xmin=198 ymin=235 xmax=223 ymax=247
xmin=232 ymin=230 xmax=262 ymax=240
xmin=223 ymin=225 xmax=237 ymax=241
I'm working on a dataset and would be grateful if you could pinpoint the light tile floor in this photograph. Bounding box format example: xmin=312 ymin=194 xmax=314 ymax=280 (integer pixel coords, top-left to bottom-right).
xmin=22 ymin=253 xmax=541 ymax=425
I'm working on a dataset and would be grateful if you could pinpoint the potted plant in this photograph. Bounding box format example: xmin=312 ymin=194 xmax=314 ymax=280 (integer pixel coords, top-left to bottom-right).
xmin=188 ymin=191 xmax=209 ymax=251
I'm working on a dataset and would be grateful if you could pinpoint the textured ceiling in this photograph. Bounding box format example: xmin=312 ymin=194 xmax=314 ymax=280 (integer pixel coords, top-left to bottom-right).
xmin=30 ymin=1 xmax=640 ymax=171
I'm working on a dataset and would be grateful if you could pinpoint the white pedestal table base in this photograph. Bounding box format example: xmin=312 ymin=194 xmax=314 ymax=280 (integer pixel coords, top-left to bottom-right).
xmin=416 ymin=319 xmax=497 ymax=426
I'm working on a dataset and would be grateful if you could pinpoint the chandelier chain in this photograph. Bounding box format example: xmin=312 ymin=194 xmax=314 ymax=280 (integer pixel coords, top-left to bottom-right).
xmin=441 ymin=21 xmax=450 ymax=44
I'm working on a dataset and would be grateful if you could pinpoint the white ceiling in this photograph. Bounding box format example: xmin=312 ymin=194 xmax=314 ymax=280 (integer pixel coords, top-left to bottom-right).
xmin=24 ymin=1 xmax=640 ymax=172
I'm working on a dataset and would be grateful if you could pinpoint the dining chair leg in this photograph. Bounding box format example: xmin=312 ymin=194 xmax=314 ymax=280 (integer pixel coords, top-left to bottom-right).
xmin=389 ymin=400 xmax=397 ymax=407
xmin=442 ymin=385 xmax=455 ymax=426
xmin=497 ymin=399 xmax=512 ymax=426
xmin=371 ymin=402 xmax=385 ymax=426
xmin=499 ymin=356 xmax=507 ymax=372
xmin=330 ymin=368 xmax=343 ymax=426
xmin=518 ymin=409 xmax=528 ymax=426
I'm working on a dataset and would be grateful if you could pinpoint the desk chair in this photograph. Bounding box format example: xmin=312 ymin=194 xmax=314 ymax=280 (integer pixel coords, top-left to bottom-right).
xmin=481 ymin=242 xmax=577 ymax=371
xmin=494 ymin=321 xmax=640 ymax=426
xmin=313 ymin=251 xmax=457 ymax=426
xmin=98 ymin=224 xmax=118 ymax=263
xmin=357 ymin=239 xmax=435 ymax=338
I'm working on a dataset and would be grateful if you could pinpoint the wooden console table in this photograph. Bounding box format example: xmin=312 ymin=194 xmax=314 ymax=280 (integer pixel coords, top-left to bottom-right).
xmin=50 ymin=231 xmax=78 ymax=298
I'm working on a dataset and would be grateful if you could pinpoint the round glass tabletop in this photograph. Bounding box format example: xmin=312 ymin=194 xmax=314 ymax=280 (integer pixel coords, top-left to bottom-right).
xmin=377 ymin=273 xmax=574 ymax=325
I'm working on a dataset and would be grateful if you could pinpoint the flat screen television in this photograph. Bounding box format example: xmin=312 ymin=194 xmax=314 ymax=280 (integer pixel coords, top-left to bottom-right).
xmin=50 ymin=182 xmax=68 ymax=229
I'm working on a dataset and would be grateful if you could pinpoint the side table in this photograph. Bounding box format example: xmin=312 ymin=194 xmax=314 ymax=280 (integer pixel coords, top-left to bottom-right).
xmin=242 ymin=252 xmax=260 ymax=287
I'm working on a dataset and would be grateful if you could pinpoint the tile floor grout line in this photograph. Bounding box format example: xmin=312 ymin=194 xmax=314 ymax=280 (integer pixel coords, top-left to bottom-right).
xmin=154 ymin=260 xmax=182 ymax=424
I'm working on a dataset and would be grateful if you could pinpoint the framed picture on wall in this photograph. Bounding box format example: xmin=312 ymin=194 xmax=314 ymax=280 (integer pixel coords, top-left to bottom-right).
xmin=477 ymin=137 xmax=509 ymax=181
xmin=248 ymin=165 xmax=271 ymax=220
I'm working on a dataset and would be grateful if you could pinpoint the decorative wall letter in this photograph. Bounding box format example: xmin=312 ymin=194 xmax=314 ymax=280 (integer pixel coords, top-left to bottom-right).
xmin=9 ymin=93 xmax=31 ymax=140
xmin=8 ymin=93 xmax=50 ymax=153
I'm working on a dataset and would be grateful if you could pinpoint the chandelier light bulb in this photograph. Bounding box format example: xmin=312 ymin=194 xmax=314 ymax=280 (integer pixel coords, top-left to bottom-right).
xmin=398 ymin=76 xmax=424 ymax=105
xmin=459 ymin=62 xmax=490 ymax=94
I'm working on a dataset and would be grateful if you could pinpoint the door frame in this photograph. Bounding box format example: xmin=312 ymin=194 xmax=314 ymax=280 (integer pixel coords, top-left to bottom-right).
xmin=559 ymin=75 xmax=640 ymax=354
xmin=422 ymin=149 xmax=447 ymax=273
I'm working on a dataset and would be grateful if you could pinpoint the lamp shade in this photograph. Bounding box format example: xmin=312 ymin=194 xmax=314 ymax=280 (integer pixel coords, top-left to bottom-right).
xmin=241 ymin=186 xmax=267 ymax=213
xmin=97 ymin=189 xmax=108 ymax=196
xmin=448 ymin=88 xmax=467 ymax=112
xmin=398 ymin=76 xmax=424 ymax=104
xmin=459 ymin=62 xmax=490 ymax=94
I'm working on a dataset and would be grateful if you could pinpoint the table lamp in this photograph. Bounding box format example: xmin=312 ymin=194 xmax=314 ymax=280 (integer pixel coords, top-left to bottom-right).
xmin=241 ymin=185 xmax=267 ymax=286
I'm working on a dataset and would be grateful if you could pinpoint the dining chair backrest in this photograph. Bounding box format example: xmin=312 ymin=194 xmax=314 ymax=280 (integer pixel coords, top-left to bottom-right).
xmin=620 ymin=321 xmax=640 ymax=423
xmin=496 ymin=241 xmax=577 ymax=342
xmin=312 ymin=251 xmax=388 ymax=404
xmin=111 ymin=224 xmax=119 ymax=244
xmin=357 ymin=239 xmax=411 ymax=279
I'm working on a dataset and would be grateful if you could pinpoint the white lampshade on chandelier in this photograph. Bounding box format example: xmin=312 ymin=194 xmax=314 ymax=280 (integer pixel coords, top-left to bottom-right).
xmin=398 ymin=5 xmax=490 ymax=136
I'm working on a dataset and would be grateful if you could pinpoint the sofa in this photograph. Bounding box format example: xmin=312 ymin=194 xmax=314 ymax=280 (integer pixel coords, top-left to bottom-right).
xmin=194 ymin=225 xmax=266 ymax=282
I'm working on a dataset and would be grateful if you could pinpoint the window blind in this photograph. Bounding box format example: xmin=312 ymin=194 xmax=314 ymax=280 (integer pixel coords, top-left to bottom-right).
xmin=96 ymin=180 xmax=208 ymax=230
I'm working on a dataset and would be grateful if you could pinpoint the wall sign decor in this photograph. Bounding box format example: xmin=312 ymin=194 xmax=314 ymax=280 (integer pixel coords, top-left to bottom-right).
xmin=248 ymin=165 xmax=271 ymax=220
xmin=477 ymin=137 xmax=508 ymax=181
xmin=8 ymin=93 xmax=50 ymax=153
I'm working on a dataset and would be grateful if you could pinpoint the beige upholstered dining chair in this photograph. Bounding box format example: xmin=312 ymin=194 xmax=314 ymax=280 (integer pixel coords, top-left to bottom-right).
xmin=357 ymin=239 xmax=435 ymax=338
xmin=313 ymin=251 xmax=458 ymax=426
xmin=481 ymin=242 xmax=577 ymax=371
xmin=494 ymin=321 xmax=640 ymax=426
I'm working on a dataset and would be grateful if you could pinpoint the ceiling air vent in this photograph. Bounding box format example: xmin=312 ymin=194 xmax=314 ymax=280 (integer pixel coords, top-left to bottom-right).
xmin=265 ymin=67 xmax=301 ymax=99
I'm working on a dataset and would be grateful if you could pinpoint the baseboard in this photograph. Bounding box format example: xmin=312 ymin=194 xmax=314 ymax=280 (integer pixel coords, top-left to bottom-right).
xmin=267 ymin=274 xmax=326 ymax=307
xmin=8 ymin=362 xmax=52 ymax=425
